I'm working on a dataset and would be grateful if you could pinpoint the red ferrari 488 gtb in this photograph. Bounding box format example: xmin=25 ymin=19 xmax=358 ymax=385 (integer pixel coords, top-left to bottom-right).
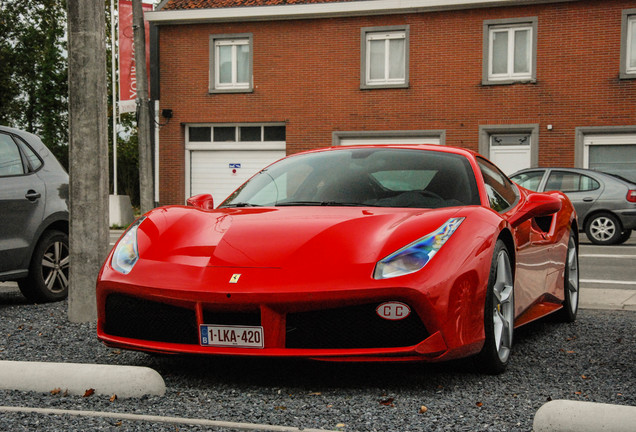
xmin=97 ymin=145 xmax=578 ymax=374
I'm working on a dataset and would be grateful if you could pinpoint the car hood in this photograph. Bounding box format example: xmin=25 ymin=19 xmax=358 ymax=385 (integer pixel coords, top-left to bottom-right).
xmin=136 ymin=206 xmax=463 ymax=270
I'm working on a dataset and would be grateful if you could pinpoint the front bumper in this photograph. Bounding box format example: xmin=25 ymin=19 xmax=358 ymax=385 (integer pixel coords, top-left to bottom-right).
xmin=96 ymin=281 xmax=478 ymax=362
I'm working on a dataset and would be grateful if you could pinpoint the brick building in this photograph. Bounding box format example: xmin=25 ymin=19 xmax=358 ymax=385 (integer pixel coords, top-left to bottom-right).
xmin=146 ymin=0 xmax=636 ymax=206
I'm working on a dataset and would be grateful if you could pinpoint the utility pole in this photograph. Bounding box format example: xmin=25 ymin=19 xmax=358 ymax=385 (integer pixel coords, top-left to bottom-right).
xmin=67 ymin=1 xmax=109 ymax=322
xmin=111 ymin=0 xmax=118 ymax=196
xmin=133 ymin=0 xmax=153 ymax=214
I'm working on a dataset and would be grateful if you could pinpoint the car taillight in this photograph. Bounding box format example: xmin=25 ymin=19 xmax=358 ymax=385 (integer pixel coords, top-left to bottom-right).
xmin=628 ymin=190 xmax=636 ymax=203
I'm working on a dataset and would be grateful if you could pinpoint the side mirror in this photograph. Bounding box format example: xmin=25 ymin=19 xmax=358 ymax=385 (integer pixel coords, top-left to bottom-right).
xmin=186 ymin=194 xmax=214 ymax=210
xmin=509 ymin=193 xmax=562 ymax=227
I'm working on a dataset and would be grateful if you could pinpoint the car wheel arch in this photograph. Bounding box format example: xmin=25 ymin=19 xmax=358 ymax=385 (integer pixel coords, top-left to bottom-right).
xmin=583 ymin=210 xmax=624 ymax=245
xmin=24 ymin=214 xmax=69 ymax=266
xmin=583 ymin=209 xmax=623 ymax=231
xmin=497 ymin=229 xmax=516 ymax=277
xmin=571 ymin=219 xmax=580 ymax=242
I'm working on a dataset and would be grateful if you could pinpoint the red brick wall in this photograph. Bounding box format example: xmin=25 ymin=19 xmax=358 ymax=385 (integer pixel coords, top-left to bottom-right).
xmin=156 ymin=0 xmax=636 ymax=205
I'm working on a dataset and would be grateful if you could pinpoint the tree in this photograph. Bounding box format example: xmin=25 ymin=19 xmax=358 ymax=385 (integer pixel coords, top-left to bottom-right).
xmin=0 ymin=0 xmax=68 ymax=168
xmin=0 ymin=1 xmax=20 ymax=124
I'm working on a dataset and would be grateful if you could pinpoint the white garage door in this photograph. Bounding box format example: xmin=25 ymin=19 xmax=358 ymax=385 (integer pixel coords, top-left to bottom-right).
xmin=186 ymin=124 xmax=286 ymax=206
xmin=584 ymin=133 xmax=636 ymax=183
xmin=190 ymin=150 xmax=285 ymax=206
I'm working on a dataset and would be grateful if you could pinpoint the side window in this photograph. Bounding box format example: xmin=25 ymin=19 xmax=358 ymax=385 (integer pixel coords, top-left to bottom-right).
xmin=580 ymin=175 xmax=600 ymax=192
xmin=510 ymin=170 xmax=544 ymax=191
xmin=16 ymin=138 xmax=43 ymax=171
xmin=478 ymin=157 xmax=518 ymax=212
xmin=209 ymin=34 xmax=253 ymax=93
xmin=546 ymin=171 xmax=600 ymax=193
xmin=483 ymin=17 xmax=537 ymax=85
xmin=361 ymin=26 xmax=409 ymax=89
xmin=0 ymin=133 xmax=26 ymax=177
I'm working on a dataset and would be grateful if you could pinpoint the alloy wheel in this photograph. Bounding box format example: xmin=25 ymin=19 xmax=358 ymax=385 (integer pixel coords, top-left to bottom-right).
xmin=589 ymin=216 xmax=617 ymax=243
xmin=492 ymin=249 xmax=514 ymax=363
xmin=566 ymin=236 xmax=579 ymax=313
xmin=41 ymin=240 xmax=70 ymax=294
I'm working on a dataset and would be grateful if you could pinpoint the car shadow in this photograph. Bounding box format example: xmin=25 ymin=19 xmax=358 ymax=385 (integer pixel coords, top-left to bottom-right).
xmin=142 ymin=315 xmax=562 ymax=393
xmin=0 ymin=285 xmax=29 ymax=307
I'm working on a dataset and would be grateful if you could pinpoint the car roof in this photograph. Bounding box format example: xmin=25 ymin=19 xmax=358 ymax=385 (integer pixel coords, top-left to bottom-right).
xmin=0 ymin=125 xmax=49 ymax=155
xmin=0 ymin=125 xmax=40 ymax=141
xmin=511 ymin=167 xmax=636 ymax=186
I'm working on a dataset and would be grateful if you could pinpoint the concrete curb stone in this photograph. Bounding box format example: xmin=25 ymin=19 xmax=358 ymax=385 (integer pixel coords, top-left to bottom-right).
xmin=0 ymin=360 xmax=165 ymax=398
xmin=533 ymin=400 xmax=636 ymax=432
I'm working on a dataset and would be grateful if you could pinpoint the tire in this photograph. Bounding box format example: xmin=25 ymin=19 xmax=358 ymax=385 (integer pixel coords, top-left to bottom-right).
xmin=616 ymin=230 xmax=632 ymax=245
xmin=475 ymin=240 xmax=515 ymax=374
xmin=585 ymin=212 xmax=622 ymax=245
xmin=554 ymin=229 xmax=579 ymax=323
xmin=18 ymin=230 xmax=69 ymax=302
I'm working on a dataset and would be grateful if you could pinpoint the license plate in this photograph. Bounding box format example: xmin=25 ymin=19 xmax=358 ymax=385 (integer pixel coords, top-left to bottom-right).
xmin=199 ymin=325 xmax=264 ymax=348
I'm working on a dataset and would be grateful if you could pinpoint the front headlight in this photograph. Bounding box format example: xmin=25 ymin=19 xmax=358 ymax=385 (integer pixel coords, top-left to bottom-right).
xmin=111 ymin=216 xmax=146 ymax=274
xmin=373 ymin=217 xmax=464 ymax=280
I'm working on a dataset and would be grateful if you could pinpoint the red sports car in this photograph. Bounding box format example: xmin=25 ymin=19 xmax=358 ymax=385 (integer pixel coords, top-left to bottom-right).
xmin=97 ymin=145 xmax=579 ymax=373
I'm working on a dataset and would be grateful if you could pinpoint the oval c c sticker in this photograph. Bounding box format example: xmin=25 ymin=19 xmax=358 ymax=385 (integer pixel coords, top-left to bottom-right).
xmin=376 ymin=302 xmax=411 ymax=320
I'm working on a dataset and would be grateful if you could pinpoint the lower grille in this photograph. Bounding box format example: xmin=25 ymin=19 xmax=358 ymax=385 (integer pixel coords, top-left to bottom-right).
xmin=104 ymin=294 xmax=198 ymax=345
xmin=285 ymin=303 xmax=429 ymax=349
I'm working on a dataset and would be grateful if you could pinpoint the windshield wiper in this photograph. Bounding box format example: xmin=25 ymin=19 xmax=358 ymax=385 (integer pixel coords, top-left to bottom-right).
xmin=222 ymin=202 xmax=262 ymax=208
xmin=320 ymin=201 xmax=367 ymax=207
xmin=275 ymin=201 xmax=323 ymax=206
xmin=275 ymin=201 xmax=372 ymax=207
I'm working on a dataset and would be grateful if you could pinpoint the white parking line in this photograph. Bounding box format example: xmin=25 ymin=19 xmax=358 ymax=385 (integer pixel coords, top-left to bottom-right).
xmin=0 ymin=406 xmax=328 ymax=432
xmin=580 ymin=254 xmax=636 ymax=259
xmin=581 ymin=279 xmax=636 ymax=286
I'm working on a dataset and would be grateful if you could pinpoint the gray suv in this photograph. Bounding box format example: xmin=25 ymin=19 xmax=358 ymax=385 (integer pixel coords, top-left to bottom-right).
xmin=511 ymin=167 xmax=636 ymax=245
xmin=0 ymin=126 xmax=69 ymax=301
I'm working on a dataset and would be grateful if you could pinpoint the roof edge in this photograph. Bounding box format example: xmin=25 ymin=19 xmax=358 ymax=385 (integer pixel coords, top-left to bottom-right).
xmin=147 ymin=0 xmax=577 ymax=24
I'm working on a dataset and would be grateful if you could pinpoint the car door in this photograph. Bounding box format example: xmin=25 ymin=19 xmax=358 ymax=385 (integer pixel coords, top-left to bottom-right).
xmin=543 ymin=170 xmax=602 ymax=222
xmin=0 ymin=132 xmax=45 ymax=274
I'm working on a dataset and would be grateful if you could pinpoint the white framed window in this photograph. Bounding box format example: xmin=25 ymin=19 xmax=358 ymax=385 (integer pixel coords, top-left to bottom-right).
xmin=628 ymin=16 xmax=636 ymax=73
xmin=483 ymin=18 xmax=537 ymax=85
xmin=361 ymin=26 xmax=409 ymax=89
xmin=186 ymin=124 xmax=286 ymax=150
xmin=210 ymin=34 xmax=252 ymax=93
xmin=620 ymin=10 xmax=636 ymax=79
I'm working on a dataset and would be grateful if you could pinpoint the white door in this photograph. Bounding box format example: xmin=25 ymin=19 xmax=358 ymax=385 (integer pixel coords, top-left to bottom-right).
xmin=489 ymin=133 xmax=531 ymax=175
xmin=190 ymin=150 xmax=285 ymax=206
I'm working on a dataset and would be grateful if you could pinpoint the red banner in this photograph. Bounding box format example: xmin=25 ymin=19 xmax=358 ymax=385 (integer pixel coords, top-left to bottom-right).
xmin=118 ymin=0 xmax=152 ymax=113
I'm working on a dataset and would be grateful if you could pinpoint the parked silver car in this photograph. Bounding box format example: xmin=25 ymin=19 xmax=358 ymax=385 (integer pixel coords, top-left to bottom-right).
xmin=0 ymin=126 xmax=69 ymax=301
xmin=511 ymin=167 xmax=636 ymax=245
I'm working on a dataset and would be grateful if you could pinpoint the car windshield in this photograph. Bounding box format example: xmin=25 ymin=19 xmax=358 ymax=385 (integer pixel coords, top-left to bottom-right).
xmin=220 ymin=148 xmax=480 ymax=209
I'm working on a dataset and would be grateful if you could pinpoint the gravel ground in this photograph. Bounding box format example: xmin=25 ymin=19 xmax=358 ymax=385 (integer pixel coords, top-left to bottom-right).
xmin=1 ymin=288 xmax=634 ymax=432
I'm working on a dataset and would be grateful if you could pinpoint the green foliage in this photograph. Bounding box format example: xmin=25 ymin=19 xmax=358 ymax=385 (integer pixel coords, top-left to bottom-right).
xmin=0 ymin=0 xmax=68 ymax=168
xmin=0 ymin=2 xmax=20 ymax=124
xmin=109 ymin=113 xmax=141 ymax=207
